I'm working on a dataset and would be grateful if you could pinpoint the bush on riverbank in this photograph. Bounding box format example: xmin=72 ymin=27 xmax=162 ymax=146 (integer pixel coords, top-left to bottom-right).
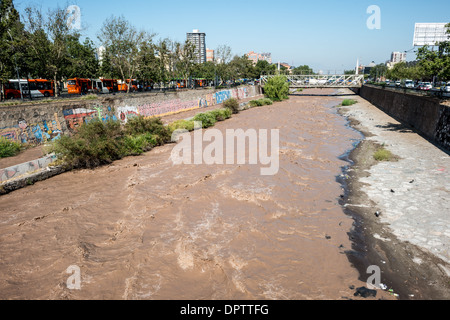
xmin=373 ymin=147 xmax=394 ymax=161
xmin=0 ymin=137 xmax=22 ymax=158
xmin=223 ymin=98 xmax=240 ymax=114
xmin=249 ymin=98 xmax=274 ymax=107
xmin=341 ymin=99 xmax=358 ymax=106
xmin=263 ymin=75 xmax=289 ymax=101
xmin=51 ymin=117 xmax=170 ymax=168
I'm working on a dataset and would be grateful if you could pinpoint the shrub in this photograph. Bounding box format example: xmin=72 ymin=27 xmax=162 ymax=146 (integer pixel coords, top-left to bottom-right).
xmin=249 ymin=100 xmax=263 ymax=107
xmin=168 ymin=120 xmax=196 ymax=134
xmin=373 ymin=148 xmax=393 ymax=161
xmin=193 ymin=112 xmax=217 ymax=128
xmin=341 ymin=99 xmax=357 ymax=106
xmin=51 ymin=120 xmax=126 ymax=168
xmin=261 ymin=98 xmax=273 ymax=105
xmin=0 ymin=137 xmax=22 ymax=158
xmin=223 ymin=98 xmax=240 ymax=114
xmin=124 ymin=116 xmax=170 ymax=143
xmin=264 ymin=75 xmax=289 ymax=101
xmin=209 ymin=108 xmax=232 ymax=121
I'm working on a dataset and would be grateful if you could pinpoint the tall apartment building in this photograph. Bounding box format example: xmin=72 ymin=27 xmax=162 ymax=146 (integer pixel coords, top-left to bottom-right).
xmin=391 ymin=51 xmax=406 ymax=64
xmin=187 ymin=29 xmax=206 ymax=64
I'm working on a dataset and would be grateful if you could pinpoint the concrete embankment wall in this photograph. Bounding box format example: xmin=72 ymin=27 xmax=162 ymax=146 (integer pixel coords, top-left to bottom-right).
xmin=357 ymin=85 xmax=450 ymax=152
xmin=0 ymin=85 xmax=261 ymax=145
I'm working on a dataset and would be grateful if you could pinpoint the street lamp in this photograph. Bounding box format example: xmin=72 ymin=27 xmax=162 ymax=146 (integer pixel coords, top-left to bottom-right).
xmin=7 ymin=29 xmax=23 ymax=101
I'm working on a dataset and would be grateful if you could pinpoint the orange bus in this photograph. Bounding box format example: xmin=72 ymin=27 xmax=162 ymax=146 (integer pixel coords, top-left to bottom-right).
xmin=67 ymin=78 xmax=92 ymax=95
xmin=118 ymin=79 xmax=138 ymax=92
xmin=4 ymin=79 xmax=54 ymax=99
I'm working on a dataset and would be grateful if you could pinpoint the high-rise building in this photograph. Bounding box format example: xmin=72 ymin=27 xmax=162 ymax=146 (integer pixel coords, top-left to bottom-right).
xmin=391 ymin=51 xmax=407 ymax=64
xmin=206 ymin=48 xmax=214 ymax=62
xmin=187 ymin=29 xmax=206 ymax=64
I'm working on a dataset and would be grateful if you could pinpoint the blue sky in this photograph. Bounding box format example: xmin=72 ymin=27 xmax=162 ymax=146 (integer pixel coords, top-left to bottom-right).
xmin=13 ymin=0 xmax=450 ymax=72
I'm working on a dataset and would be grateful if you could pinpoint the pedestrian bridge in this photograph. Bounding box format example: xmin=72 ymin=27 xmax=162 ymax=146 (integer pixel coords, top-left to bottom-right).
xmin=260 ymin=74 xmax=365 ymax=88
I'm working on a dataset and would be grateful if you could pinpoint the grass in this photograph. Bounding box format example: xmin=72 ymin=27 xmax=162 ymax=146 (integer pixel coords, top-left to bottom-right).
xmin=341 ymin=99 xmax=358 ymax=106
xmin=373 ymin=147 xmax=394 ymax=161
xmin=0 ymin=137 xmax=22 ymax=158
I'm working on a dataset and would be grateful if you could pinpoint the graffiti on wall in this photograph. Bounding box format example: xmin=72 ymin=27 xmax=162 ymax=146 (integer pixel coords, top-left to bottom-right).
xmin=117 ymin=87 xmax=259 ymax=123
xmin=63 ymin=105 xmax=117 ymax=132
xmin=0 ymin=153 xmax=58 ymax=182
xmin=0 ymin=113 xmax=63 ymax=144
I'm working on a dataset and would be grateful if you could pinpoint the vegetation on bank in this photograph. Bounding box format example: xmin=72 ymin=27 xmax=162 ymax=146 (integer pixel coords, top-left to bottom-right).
xmin=373 ymin=147 xmax=394 ymax=162
xmin=0 ymin=137 xmax=22 ymax=158
xmin=263 ymin=75 xmax=290 ymax=101
xmin=341 ymin=99 xmax=358 ymax=106
xmin=49 ymin=104 xmax=236 ymax=169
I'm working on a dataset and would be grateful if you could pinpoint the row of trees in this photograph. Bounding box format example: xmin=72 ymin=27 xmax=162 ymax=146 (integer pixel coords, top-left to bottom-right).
xmin=0 ymin=0 xmax=301 ymax=101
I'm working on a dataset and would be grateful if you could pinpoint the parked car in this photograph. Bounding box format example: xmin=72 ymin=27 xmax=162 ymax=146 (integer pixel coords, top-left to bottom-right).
xmin=404 ymin=80 xmax=414 ymax=88
xmin=419 ymin=82 xmax=433 ymax=91
xmin=395 ymin=81 xmax=401 ymax=87
xmin=442 ymin=82 xmax=450 ymax=92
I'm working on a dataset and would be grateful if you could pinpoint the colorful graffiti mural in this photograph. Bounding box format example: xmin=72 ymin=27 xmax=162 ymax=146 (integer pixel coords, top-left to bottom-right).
xmin=0 ymin=113 xmax=63 ymax=144
xmin=63 ymin=105 xmax=118 ymax=132
xmin=0 ymin=86 xmax=260 ymax=143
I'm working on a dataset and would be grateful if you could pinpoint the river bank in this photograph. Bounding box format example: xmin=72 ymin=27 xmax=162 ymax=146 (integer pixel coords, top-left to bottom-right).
xmin=334 ymin=89 xmax=450 ymax=300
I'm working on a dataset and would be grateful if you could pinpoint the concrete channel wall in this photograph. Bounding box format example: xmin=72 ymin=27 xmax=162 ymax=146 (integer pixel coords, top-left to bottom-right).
xmin=0 ymin=85 xmax=262 ymax=145
xmin=358 ymin=85 xmax=450 ymax=152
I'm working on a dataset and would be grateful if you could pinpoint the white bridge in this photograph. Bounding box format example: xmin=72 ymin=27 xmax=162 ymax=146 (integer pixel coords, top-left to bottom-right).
xmin=260 ymin=74 xmax=365 ymax=88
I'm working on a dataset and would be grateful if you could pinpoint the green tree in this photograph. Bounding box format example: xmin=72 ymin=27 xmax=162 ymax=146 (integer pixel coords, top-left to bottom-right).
xmin=65 ymin=35 xmax=99 ymax=79
xmin=254 ymin=60 xmax=276 ymax=78
xmin=292 ymin=65 xmax=314 ymax=75
xmin=0 ymin=0 xmax=23 ymax=100
xmin=264 ymin=75 xmax=289 ymax=101
xmin=98 ymin=15 xmax=148 ymax=92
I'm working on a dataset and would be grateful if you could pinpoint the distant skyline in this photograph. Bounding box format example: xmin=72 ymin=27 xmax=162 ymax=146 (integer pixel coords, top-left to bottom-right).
xmin=13 ymin=0 xmax=450 ymax=73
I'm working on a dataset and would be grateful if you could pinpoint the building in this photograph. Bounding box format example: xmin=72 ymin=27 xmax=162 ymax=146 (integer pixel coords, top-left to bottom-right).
xmin=206 ymin=48 xmax=214 ymax=62
xmin=246 ymin=51 xmax=259 ymax=65
xmin=246 ymin=51 xmax=272 ymax=65
xmin=364 ymin=61 xmax=377 ymax=75
xmin=391 ymin=51 xmax=407 ymax=64
xmin=187 ymin=29 xmax=206 ymax=64
xmin=260 ymin=53 xmax=272 ymax=64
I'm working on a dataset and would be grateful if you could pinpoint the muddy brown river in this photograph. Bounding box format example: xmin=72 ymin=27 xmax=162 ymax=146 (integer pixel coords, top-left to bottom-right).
xmin=0 ymin=91 xmax=385 ymax=300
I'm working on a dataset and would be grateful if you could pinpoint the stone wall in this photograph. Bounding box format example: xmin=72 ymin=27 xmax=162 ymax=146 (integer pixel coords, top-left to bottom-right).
xmin=0 ymin=85 xmax=261 ymax=145
xmin=359 ymin=85 xmax=450 ymax=151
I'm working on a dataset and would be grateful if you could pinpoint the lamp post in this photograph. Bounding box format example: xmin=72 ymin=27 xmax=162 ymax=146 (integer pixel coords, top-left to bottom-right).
xmin=7 ymin=30 xmax=23 ymax=101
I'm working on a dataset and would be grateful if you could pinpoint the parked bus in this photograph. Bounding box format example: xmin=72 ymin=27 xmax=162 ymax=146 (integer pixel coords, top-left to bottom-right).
xmin=4 ymin=79 xmax=54 ymax=99
xmin=118 ymin=79 xmax=138 ymax=92
xmin=67 ymin=78 xmax=92 ymax=95
xmin=91 ymin=79 xmax=118 ymax=94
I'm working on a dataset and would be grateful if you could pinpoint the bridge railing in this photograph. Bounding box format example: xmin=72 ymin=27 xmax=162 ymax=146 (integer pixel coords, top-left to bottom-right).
xmin=260 ymin=74 xmax=365 ymax=88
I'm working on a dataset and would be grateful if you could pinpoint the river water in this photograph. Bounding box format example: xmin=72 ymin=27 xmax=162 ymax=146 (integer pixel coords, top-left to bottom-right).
xmin=0 ymin=91 xmax=373 ymax=300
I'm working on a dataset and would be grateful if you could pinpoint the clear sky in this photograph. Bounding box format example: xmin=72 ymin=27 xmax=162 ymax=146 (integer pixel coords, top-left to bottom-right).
xmin=13 ymin=0 xmax=450 ymax=73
